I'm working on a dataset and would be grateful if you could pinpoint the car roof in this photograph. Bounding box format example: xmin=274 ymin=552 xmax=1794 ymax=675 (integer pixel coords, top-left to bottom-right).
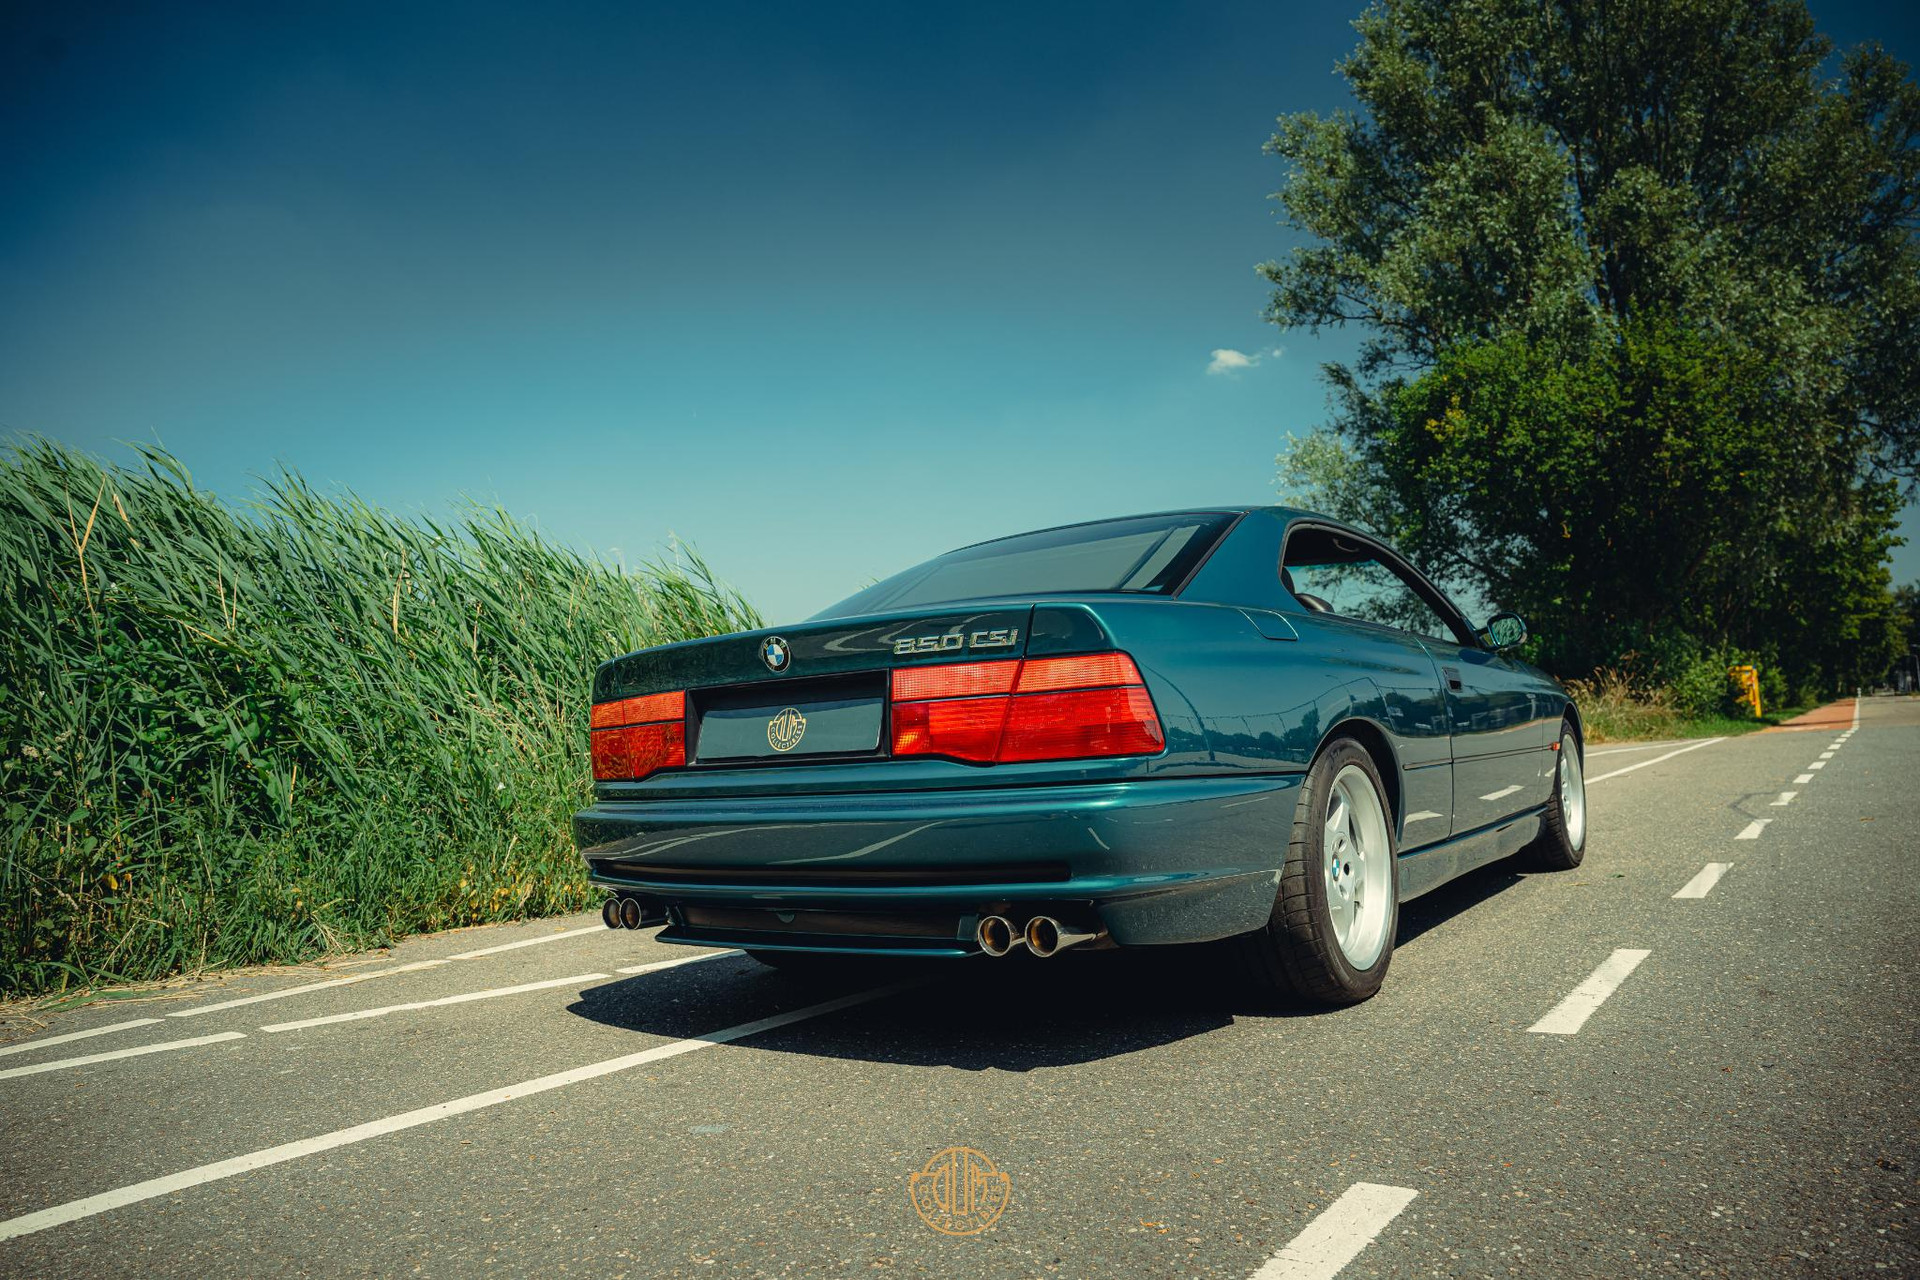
xmin=942 ymin=505 xmax=1334 ymax=556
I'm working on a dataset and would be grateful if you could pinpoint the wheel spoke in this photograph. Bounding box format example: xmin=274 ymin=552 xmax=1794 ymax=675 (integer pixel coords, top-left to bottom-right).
xmin=1324 ymin=794 xmax=1348 ymax=847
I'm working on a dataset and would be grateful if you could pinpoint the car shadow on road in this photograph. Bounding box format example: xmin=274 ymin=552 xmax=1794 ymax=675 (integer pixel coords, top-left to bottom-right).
xmin=567 ymin=946 xmax=1236 ymax=1071
xmin=1395 ymin=859 xmax=1525 ymax=947
xmin=565 ymin=865 xmax=1521 ymax=1071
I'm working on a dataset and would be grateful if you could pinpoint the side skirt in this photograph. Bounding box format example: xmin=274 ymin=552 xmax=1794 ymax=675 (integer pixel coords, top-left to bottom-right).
xmin=1395 ymin=806 xmax=1546 ymax=903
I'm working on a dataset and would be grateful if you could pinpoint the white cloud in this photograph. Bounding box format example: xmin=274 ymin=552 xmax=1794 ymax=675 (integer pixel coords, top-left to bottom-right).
xmin=1206 ymin=346 xmax=1284 ymax=376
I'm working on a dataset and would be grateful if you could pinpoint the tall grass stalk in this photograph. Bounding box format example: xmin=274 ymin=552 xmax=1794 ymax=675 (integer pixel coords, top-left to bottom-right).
xmin=0 ymin=437 xmax=759 ymax=995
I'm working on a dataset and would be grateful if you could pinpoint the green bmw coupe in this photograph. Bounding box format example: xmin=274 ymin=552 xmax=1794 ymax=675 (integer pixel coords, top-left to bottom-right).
xmin=575 ymin=507 xmax=1584 ymax=1005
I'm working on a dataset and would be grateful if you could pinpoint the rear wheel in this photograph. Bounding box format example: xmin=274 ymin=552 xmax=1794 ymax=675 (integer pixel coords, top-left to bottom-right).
xmin=1516 ymin=722 xmax=1586 ymax=871
xmin=1238 ymin=737 xmax=1398 ymax=1006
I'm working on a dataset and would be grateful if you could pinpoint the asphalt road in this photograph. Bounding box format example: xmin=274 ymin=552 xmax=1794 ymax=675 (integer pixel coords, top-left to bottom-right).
xmin=2 ymin=698 xmax=1914 ymax=1278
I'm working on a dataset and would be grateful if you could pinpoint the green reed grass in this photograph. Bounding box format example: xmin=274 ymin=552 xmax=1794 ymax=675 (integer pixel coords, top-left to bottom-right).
xmin=0 ymin=437 xmax=759 ymax=995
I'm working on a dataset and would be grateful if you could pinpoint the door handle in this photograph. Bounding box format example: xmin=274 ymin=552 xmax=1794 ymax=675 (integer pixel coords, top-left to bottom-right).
xmin=1441 ymin=665 xmax=1462 ymax=692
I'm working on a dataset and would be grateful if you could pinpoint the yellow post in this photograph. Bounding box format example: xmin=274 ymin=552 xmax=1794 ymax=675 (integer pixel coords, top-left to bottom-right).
xmin=1728 ymin=665 xmax=1762 ymax=718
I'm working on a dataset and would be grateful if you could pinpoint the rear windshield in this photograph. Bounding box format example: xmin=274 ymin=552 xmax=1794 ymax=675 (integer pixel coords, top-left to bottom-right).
xmin=813 ymin=512 xmax=1238 ymax=619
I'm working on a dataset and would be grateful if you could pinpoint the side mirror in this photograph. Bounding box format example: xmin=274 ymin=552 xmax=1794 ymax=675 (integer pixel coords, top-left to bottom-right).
xmin=1483 ymin=611 xmax=1528 ymax=650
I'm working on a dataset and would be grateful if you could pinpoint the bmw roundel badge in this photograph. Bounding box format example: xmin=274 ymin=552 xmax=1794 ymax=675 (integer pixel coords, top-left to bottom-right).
xmin=761 ymin=635 xmax=791 ymax=673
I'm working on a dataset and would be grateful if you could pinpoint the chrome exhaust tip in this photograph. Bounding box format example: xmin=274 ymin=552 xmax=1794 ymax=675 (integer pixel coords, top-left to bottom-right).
xmin=617 ymin=897 xmax=643 ymax=930
xmin=1024 ymin=915 xmax=1096 ymax=958
xmin=976 ymin=914 xmax=1022 ymax=957
xmin=601 ymin=898 xmax=622 ymax=929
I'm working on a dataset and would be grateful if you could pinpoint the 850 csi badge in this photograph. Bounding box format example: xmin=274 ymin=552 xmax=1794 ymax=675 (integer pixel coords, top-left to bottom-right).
xmin=892 ymin=628 xmax=1020 ymax=656
xmin=767 ymin=707 xmax=807 ymax=752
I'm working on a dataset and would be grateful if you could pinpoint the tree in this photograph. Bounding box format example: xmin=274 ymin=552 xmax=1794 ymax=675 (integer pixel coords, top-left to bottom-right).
xmin=1266 ymin=0 xmax=1919 ymax=691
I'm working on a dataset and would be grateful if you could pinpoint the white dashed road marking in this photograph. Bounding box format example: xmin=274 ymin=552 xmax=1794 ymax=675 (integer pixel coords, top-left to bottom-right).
xmin=0 ymin=985 xmax=906 ymax=1243
xmin=1528 ymin=949 xmax=1651 ymax=1035
xmin=1585 ymin=737 xmax=1724 ymax=785
xmin=168 ymin=959 xmax=451 ymax=1019
xmin=1673 ymin=863 xmax=1732 ymax=899
xmin=1795 ymin=773 xmax=1815 ymax=784
xmin=1251 ymin=1182 xmax=1420 ymax=1280
xmin=260 ymin=973 xmax=610 ymax=1033
xmin=1736 ymin=820 xmax=1771 ymax=840
xmin=0 ymin=1018 xmax=161 ymax=1059
xmin=445 ymin=924 xmax=606 ymax=961
xmin=1809 ymin=761 xmax=1827 ymax=770
xmin=1771 ymin=792 xmax=1796 ymax=806
xmin=616 ymin=950 xmax=742 ymax=976
xmin=0 ymin=1032 xmax=246 ymax=1082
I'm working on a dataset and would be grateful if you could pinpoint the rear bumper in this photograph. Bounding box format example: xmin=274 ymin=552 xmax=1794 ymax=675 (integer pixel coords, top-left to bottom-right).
xmin=574 ymin=775 xmax=1298 ymax=955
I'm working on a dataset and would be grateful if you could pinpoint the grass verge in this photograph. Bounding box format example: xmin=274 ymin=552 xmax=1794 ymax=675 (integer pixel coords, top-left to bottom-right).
xmin=1567 ymin=671 xmax=1810 ymax=742
xmin=1 ymin=437 xmax=759 ymax=996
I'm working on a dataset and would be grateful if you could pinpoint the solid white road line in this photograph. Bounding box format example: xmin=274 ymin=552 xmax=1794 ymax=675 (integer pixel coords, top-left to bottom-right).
xmin=1735 ymin=820 xmax=1771 ymax=840
xmin=1478 ymin=784 xmax=1523 ymax=802
xmin=1528 ymin=949 xmax=1651 ymax=1035
xmin=445 ymin=925 xmax=605 ymax=961
xmin=1585 ymin=737 xmax=1725 ymax=784
xmin=0 ymin=985 xmax=905 ymax=1243
xmin=1252 ymin=1182 xmax=1420 ymax=1280
xmin=1771 ymin=791 xmax=1797 ymax=806
xmin=167 ymin=959 xmax=451 ymax=1018
xmin=1673 ymin=863 xmax=1732 ymax=899
xmin=0 ymin=1032 xmax=246 ymax=1082
xmin=260 ymin=973 xmax=609 ymax=1033
xmin=1584 ymin=740 xmax=1690 ymax=757
xmin=1795 ymin=773 xmax=1815 ymax=784
xmin=0 ymin=1018 xmax=161 ymax=1059
xmin=616 ymin=950 xmax=742 ymax=976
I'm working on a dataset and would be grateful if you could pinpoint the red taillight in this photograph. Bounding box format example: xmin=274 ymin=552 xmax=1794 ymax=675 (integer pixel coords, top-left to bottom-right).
xmin=591 ymin=690 xmax=685 ymax=729
xmin=1014 ymin=652 xmax=1143 ymax=693
xmin=996 ymin=686 xmax=1164 ymax=761
xmin=891 ymin=659 xmax=1020 ymax=701
xmin=889 ymin=652 xmax=1162 ymax=765
xmin=590 ymin=690 xmax=685 ymax=780
xmin=891 ymin=694 xmax=1010 ymax=764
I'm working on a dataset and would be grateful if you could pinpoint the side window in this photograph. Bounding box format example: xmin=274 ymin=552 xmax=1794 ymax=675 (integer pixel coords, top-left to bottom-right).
xmin=1282 ymin=528 xmax=1467 ymax=645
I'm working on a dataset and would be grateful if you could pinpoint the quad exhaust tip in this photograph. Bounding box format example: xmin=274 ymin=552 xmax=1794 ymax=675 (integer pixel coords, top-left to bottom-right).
xmin=603 ymin=897 xmax=646 ymax=930
xmin=1024 ymin=915 xmax=1096 ymax=958
xmin=976 ymin=913 xmax=1098 ymax=957
xmin=976 ymin=914 xmax=1021 ymax=957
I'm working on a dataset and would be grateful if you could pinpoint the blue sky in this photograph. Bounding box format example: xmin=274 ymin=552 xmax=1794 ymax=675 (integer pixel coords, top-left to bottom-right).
xmin=3 ymin=0 xmax=1916 ymax=625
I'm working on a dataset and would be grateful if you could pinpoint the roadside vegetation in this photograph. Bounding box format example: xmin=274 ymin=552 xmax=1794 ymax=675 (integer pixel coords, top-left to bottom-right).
xmin=1564 ymin=672 xmax=1810 ymax=743
xmin=0 ymin=438 xmax=759 ymax=996
xmin=1267 ymin=0 xmax=1920 ymax=710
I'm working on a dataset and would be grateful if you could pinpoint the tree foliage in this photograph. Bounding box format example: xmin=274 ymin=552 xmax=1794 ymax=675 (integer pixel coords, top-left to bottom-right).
xmin=1267 ymin=0 xmax=1919 ymax=693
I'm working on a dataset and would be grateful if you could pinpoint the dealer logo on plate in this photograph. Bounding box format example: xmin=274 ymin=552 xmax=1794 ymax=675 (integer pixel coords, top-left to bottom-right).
xmin=767 ymin=707 xmax=807 ymax=752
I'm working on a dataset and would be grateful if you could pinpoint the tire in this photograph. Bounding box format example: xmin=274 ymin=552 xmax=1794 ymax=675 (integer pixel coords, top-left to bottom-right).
xmin=1516 ymin=721 xmax=1586 ymax=871
xmin=1238 ymin=737 xmax=1399 ymax=1006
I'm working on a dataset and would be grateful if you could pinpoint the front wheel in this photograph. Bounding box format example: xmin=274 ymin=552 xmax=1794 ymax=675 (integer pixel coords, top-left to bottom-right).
xmin=1238 ymin=738 xmax=1399 ymax=1006
xmin=1516 ymin=722 xmax=1586 ymax=871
